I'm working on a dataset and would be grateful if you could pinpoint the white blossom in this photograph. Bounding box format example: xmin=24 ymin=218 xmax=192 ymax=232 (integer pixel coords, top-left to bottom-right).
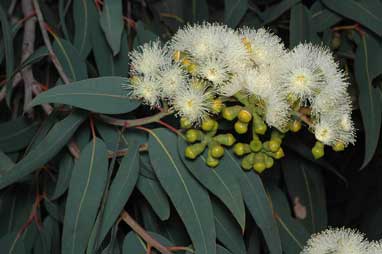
xmin=301 ymin=228 xmax=369 ymax=254
xmin=173 ymin=87 xmax=212 ymax=124
xmin=130 ymin=40 xmax=168 ymax=77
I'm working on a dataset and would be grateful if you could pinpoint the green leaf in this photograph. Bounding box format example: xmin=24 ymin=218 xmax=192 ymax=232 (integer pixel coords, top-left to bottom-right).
xmin=53 ymin=37 xmax=88 ymax=81
xmin=217 ymin=245 xmax=233 ymax=254
xmin=191 ymin=0 xmax=209 ymax=22
xmin=224 ymin=0 xmax=248 ymax=28
xmin=322 ymin=0 xmax=382 ymax=37
xmin=310 ymin=1 xmax=342 ymax=32
xmin=31 ymin=77 xmax=141 ymax=114
xmin=282 ymin=152 xmax=327 ymax=233
xmin=51 ymin=153 xmax=74 ymax=200
xmin=137 ymin=175 xmax=171 ymax=221
xmin=261 ymin=0 xmax=300 ymax=24
xmin=98 ymin=142 xmax=140 ymax=244
xmin=0 ymin=151 xmax=14 ymax=175
xmin=73 ymin=0 xmax=96 ymax=59
xmin=267 ymin=186 xmax=310 ymax=254
xmin=0 ymin=117 xmax=39 ymax=152
xmin=0 ymin=231 xmax=26 ymax=254
xmin=59 ymin=0 xmax=71 ymax=40
xmin=212 ymin=199 xmax=246 ymax=254
xmin=99 ymin=0 xmax=124 ymax=56
xmin=178 ymin=137 xmax=245 ymax=230
xmin=0 ymin=185 xmax=34 ymax=236
xmin=61 ymin=138 xmax=108 ymax=254
xmin=354 ymin=33 xmax=382 ymax=168
xmin=289 ymin=3 xmax=312 ymax=47
xmin=0 ymin=111 xmax=86 ymax=189
xmin=148 ymin=128 xmax=216 ymax=254
xmin=226 ymin=151 xmax=282 ymax=254
xmin=122 ymin=231 xmax=173 ymax=253
xmin=92 ymin=24 xmax=130 ymax=76
xmin=0 ymin=5 xmax=14 ymax=104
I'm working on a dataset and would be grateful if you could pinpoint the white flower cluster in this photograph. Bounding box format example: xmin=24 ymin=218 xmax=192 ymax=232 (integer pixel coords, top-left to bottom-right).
xmin=127 ymin=22 xmax=355 ymax=146
xmin=301 ymin=228 xmax=382 ymax=254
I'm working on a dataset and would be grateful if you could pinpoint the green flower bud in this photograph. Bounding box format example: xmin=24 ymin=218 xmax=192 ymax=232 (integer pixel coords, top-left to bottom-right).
xmin=253 ymin=162 xmax=266 ymax=173
xmin=238 ymin=109 xmax=252 ymax=123
xmin=268 ymin=139 xmax=280 ymax=152
xmin=206 ymin=155 xmax=219 ymax=168
xmin=201 ymin=118 xmax=217 ymax=132
xmin=180 ymin=117 xmax=192 ymax=129
xmin=312 ymin=141 xmax=325 ymax=159
xmin=265 ymin=155 xmax=274 ymax=169
xmin=249 ymin=139 xmax=262 ymax=152
xmin=222 ymin=106 xmax=242 ymax=121
xmin=289 ymin=120 xmax=302 ymax=132
xmin=241 ymin=153 xmax=256 ymax=170
xmin=274 ymin=147 xmax=285 ymax=159
xmin=332 ymin=141 xmax=345 ymax=152
xmin=233 ymin=143 xmax=251 ymax=156
xmin=234 ymin=121 xmax=248 ymax=134
xmin=184 ymin=143 xmax=206 ymax=159
xmin=185 ymin=129 xmax=203 ymax=143
xmin=213 ymin=133 xmax=236 ymax=146
xmin=210 ymin=144 xmax=225 ymax=158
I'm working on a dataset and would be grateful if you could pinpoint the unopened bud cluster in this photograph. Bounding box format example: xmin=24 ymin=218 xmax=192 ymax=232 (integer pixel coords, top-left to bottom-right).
xmin=126 ymin=22 xmax=356 ymax=170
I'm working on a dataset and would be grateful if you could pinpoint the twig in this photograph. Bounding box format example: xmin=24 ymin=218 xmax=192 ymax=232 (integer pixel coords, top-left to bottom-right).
xmin=21 ymin=0 xmax=37 ymax=116
xmin=121 ymin=210 xmax=172 ymax=254
xmin=32 ymin=0 xmax=71 ymax=84
xmin=98 ymin=110 xmax=173 ymax=128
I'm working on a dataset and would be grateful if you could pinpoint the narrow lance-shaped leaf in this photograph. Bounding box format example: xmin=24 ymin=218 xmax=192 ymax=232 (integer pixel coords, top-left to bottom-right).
xmin=322 ymin=0 xmax=382 ymax=37
xmin=0 ymin=231 xmax=26 ymax=254
xmin=137 ymin=175 xmax=171 ymax=221
xmin=0 ymin=5 xmax=15 ymax=104
xmin=260 ymin=0 xmax=300 ymax=25
xmin=31 ymin=77 xmax=141 ymax=114
xmin=267 ymin=185 xmax=310 ymax=254
xmin=61 ymin=138 xmax=108 ymax=254
xmin=282 ymin=152 xmax=327 ymax=233
xmin=51 ymin=153 xmax=75 ymax=200
xmin=310 ymin=1 xmax=342 ymax=32
xmin=226 ymin=151 xmax=282 ymax=254
xmin=224 ymin=0 xmax=248 ymax=28
xmin=212 ymin=198 xmax=246 ymax=254
xmin=148 ymin=128 xmax=216 ymax=254
xmin=0 ymin=111 xmax=87 ymax=189
xmin=97 ymin=141 xmax=140 ymax=244
xmin=354 ymin=33 xmax=382 ymax=168
xmin=73 ymin=0 xmax=96 ymax=59
xmin=178 ymin=137 xmax=246 ymax=230
xmin=99 ymin=0 xmax=124 ymax=56
xmin=0 ymin=117 xmax=39 ymax=153
xmin=290 ymin=3 xmax=311 ymax=47
xmin=122 ymin=231 xmax=174 ymax=254
xmin=52 ymin=37 xmax=88 ymax=81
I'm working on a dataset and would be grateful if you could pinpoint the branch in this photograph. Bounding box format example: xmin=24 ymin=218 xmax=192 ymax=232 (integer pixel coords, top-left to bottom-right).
xmin=32 ymin=0 xmax=71 ymax=84
xmin=98 ymin=110 xmax=173 ymax=128
xmin=121 ymin=210 xmax=172 ymax=254
xmin=21 ymin=0 xmax=37 ymax=116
